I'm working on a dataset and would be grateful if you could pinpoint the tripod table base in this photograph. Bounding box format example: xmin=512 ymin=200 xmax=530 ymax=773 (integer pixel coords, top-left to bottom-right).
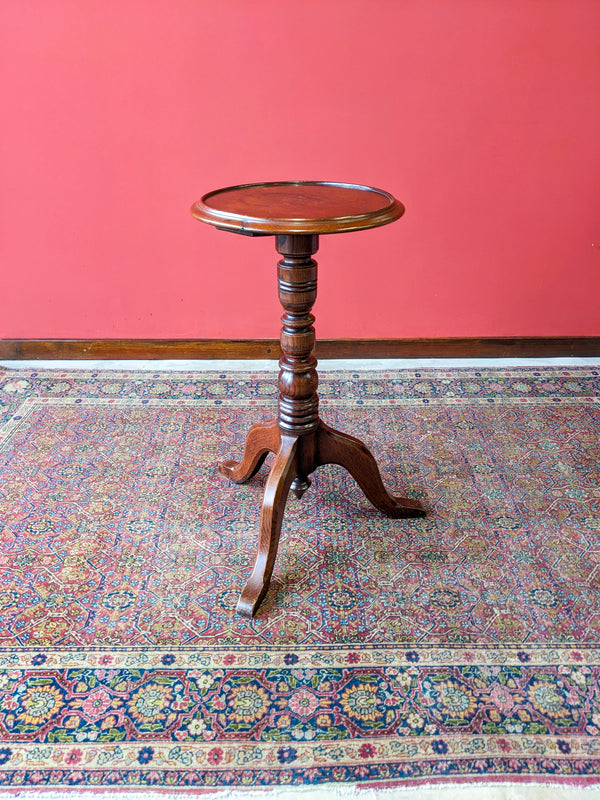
xmin=219 ymin=419 xmax=425 ymax=618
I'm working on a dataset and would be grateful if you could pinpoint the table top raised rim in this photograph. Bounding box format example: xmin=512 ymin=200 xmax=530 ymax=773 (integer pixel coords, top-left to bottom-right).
xmin=190 ymin=180 xmax=405 ymax=235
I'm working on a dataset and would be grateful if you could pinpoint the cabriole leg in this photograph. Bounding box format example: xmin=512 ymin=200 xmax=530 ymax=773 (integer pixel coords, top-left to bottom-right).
xmin=218 ymin=420 xmax=279 ymax=484
xmin=316 ymin=421 xmax=425 ymax=518
xmin=236 ymin=435 xmax=298 ymax=617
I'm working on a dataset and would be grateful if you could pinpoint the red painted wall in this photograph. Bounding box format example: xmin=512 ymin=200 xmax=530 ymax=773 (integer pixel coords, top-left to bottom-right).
xmin=1 ymin=0 xmax=599 ymax=340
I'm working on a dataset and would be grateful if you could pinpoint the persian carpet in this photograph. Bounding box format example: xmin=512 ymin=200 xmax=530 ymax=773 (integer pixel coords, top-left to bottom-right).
xmin=0 ymin=365 xmax=600 ymax=795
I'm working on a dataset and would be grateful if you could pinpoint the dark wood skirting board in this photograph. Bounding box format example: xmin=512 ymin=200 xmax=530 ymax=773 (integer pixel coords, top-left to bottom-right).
xmin=1 ymin=338 xmax=599 ymax=360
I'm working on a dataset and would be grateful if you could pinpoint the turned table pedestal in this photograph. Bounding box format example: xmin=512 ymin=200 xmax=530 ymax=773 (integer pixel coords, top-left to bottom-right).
xmin=191 ymin=182 xmax=425 ymax=617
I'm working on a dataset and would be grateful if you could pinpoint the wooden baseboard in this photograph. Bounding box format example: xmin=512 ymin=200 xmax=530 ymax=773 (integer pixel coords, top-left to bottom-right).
xmin=1 ymin=337 xmax=599 ymax=360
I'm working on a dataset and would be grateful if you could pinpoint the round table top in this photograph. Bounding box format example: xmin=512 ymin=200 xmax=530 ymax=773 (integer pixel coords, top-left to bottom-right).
xmin=190 ymin=181 xmax=404 ymax=235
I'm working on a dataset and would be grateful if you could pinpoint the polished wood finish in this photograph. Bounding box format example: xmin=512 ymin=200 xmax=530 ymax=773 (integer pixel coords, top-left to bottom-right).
xmin=236 ymin=434 xmax=299 ymax=617
xmin=315 ymin=422 xmax=425 ymax=517
xmin=2 ymin=337 xmax=600 ymax=360
xmin=191 ymin=181 xmax=404 ymax=235
xmin=218 ymin=421 xmax=279 ymax=483
xmin=189 ymin=181 xmax=426 ymax=616
xmin=0 ymin=339 xmax=282 ymax=360
xmin=219 ymin=231 xmax=424 ymax=616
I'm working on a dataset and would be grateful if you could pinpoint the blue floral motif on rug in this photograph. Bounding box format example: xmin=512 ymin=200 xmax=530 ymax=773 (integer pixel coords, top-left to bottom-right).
xmin=0 ymin=366 xmax=599 ymax=790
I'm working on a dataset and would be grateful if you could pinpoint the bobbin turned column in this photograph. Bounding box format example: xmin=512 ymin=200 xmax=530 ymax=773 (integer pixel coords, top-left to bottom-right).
xmin=276 ymin=233 xmax=319 ymax=499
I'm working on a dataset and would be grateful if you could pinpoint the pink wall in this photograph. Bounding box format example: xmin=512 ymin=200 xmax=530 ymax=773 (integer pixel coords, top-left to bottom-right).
xmin=1 ymin=0 xmax=599 ymax=340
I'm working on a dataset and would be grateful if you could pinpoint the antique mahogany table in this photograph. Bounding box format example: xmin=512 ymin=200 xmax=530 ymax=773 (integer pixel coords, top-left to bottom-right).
xmin=191 ymin=181 xmax=425 ymax=617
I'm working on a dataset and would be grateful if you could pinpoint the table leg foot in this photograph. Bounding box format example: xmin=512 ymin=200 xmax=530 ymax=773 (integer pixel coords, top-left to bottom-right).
xmin=316 ymin=421 xmax=425 ymax=518
xmin=218 ymin=420 xmax=279 ymax=484
xmin=236 ymin=435 xmax=298 ymax=617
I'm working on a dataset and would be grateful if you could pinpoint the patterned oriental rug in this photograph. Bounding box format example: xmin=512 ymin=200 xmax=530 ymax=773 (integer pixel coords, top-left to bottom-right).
xmin=0 ymin=365 xmax=599 ymax=796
